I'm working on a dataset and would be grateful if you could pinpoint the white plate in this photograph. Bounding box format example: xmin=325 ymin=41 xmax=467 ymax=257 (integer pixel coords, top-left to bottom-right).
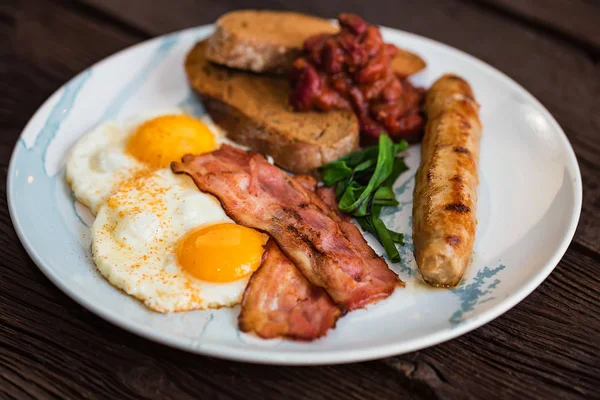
xmin=7 ymin=25 xmax=582 ymax=365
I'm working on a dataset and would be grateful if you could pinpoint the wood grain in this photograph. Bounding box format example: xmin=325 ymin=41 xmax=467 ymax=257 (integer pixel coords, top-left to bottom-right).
xmin=478 ymin=0 xmax=600 ymax=50
xmin=1 ymin=0 xmax=599 ymax=399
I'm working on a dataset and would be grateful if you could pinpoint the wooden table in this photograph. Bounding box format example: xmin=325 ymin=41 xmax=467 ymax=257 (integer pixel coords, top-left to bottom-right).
xmin=1 ymin=1 xmax=598 ymax=398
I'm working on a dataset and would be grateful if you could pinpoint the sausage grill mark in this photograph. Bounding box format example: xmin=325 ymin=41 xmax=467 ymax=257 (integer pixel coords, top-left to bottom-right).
xmin=446 ymin=235 xmax=462 ymax=246
xmin=413 ymin=74 xmax=480 ymax=287
xmin=459 ymin=120 xmax=471 ymax=129
xmin=454 ymin=146 xmax=471 ymax=154
xmin=445 ymin=203 xmax=471 ymax=213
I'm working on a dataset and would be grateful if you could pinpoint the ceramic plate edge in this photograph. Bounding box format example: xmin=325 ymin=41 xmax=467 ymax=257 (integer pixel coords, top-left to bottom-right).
xmin=6 ymin=25 xmax=583 ymax=365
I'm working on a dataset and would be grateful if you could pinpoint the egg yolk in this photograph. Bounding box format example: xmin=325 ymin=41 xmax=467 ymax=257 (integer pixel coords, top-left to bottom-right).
xmin=177 ymin=223 xmax=267 ymax=283
xmin=127 ymin=115 xmax=216 ymax=168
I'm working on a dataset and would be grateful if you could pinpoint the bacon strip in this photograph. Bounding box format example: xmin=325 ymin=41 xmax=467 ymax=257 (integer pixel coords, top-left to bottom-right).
xmin=240 ymin=177 xmax=340 ymax=341
xmin=239 ymin=241 xmax=341 ymax=340
xmin=172 ymin=145 xmax=402 ymax=311
xmin=239 ymin=178 xmax=340 ymax=341
xmin=316 ymin=186 xmax=382 ymax=261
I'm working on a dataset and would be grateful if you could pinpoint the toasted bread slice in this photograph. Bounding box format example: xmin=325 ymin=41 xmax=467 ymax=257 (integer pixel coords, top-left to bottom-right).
xmin=205 ymin=10 xmax=425 ymax=76
xmin=186 ymin=40 xmax=359 ymax=174
xmin=205 ymin=10 xmax=337 ymax=74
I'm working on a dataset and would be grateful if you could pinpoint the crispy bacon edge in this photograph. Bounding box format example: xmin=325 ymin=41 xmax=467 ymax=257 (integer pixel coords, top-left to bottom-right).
xmin=171 ymin=145 xmax=403 ymax=312
xmin=239 ymin=240 xmax=342 ymax=340
xmin=239 ymin=176 xmax=340 ymax=341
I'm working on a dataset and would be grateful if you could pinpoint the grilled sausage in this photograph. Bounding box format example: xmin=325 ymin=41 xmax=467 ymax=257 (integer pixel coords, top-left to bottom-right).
xmin=412 ymin=74 xmax=482 ymax=287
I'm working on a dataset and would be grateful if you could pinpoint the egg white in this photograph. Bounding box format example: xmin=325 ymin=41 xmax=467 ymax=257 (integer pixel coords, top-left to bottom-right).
xmin=65 ymin=109 xmax=229 ymax=215
xmin=92 ymin=168 xmax=252 ymax=313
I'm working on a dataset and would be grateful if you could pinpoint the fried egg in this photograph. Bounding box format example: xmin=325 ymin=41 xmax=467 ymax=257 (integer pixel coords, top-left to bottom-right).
xmin=66 ymin=110 xmax=220 ymax=214
xmin=92 ymin=168 xmax=268 ymax=312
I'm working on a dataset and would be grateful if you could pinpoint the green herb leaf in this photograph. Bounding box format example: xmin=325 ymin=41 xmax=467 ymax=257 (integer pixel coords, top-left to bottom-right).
xmin=372 ymin=204 xmax=382 ymax=218
xmin=356 ymin=216 xmax=376 ymax=236
xmin=357 ymin=211 xmax=403 ymax=260
xmin=338 ymin=182 xmax=366 ymax=210
xmin=354 ymin=159 xmax=376 ymax=172
xmin=335 ymin=180 xmax=347 ymax=199
xmin=372 ymin=216 xmax=401 ymax=263
xmin=319 ymin=134 xmax=410 ymax=262
xmin=337 ymin=146 xmax=379 ymax=167
xmin=319 ymin=161 xmax=353 ymax=186
xmin=335 ymin=138 xmax=408 ymax=168
xmin=373 ymin=186 xmax=399 ymax=206
xmin=388 ymin=230 xmax=405 ymax=245
xmin=338 ymin=135 xmax=395 ymax=216
xmin=392 ymin=139 xmax=409 ymax=154
xmin=383 ymin=157 xmax=409 ymax=188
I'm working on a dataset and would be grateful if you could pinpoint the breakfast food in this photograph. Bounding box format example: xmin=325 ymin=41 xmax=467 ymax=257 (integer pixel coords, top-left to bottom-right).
xmin=412 ymin=74 xmax=481 ymax=287
xmin=186 ymin=40 xmax=359 ymax=174
xmin=205 ymin=10 xmax=425 ymax=76
xmin=171 ymin=145 xmax=402 ymax=311
xmin=238 ymin=174 xmax=342 ymax=340
xmin=239 ymin=241 xmax=341 ymax=340
xmin=205 ymin=10 xmax=338 ymax=73
xmin=318 ymin=135 xmax=409 ymax=262
xmin=67 ymin=110 xmax=272 ymax=313
xmin=63 ymin=8 xmax=489 ymax=343
xmin=92 ymin=168 xmax=267 ymax=312
xmin=289 ymin=14 xmax=426 ymax=144
xmin=66 ymin=110 xmax=217 ymax=214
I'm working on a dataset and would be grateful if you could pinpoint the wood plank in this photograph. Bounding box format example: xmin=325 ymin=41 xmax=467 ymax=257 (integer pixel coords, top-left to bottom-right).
xmin=0 ymin=2 xmax=422 ymax=399
xmin=0 ymin=0 xmax=145 ymax=153
xmin=1 ymin=0 xmax=599 ymax=399
xmin=477 ymin=0 xmax=600 ymax=51
xmin=1 ymin=188 xmax=598 ymax=400
xmin=79 ymin=0 xmax=288 ymax=35
xmin=1 ymin=184 xmax=597 ymax=399
xmin=12 ymin=0 xmax=146 ymax=79
xmin=78 ymin=0 xmax=600 ymax=253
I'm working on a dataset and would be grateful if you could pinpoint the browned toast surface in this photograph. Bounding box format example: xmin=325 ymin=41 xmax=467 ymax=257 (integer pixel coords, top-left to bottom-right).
xmin=186 ymin=40 xmax=359 ymax=174
xmin=205 ymin=10 xmax=337 ymax=73
xmin=205 ymin=10 xmax=426 ymax=75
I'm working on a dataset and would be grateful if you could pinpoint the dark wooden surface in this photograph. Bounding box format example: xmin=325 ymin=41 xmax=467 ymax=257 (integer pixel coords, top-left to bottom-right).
xmin=1 ymin=0 xmax=599 ymax=398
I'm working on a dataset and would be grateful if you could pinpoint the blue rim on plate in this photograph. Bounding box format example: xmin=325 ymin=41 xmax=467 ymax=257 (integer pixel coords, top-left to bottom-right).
xmin=7 ymin=25 xmax=582 ymax=365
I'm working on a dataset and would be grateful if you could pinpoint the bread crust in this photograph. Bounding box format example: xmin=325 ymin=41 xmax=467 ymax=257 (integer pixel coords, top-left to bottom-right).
xmin=186 ymin=40 xmax=359 ymax=175
xmin=412 ymin=74 xmax=482 ymax=287
xmin=202 ymin=96 xmax=357 ymax=174
xmin=205 ymin=10 xmax=426 ymax=76
xmin=205 ymin=23 xmax=300 ymax=74
xmin=205 ymin=10 xmax=337 ymax=73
